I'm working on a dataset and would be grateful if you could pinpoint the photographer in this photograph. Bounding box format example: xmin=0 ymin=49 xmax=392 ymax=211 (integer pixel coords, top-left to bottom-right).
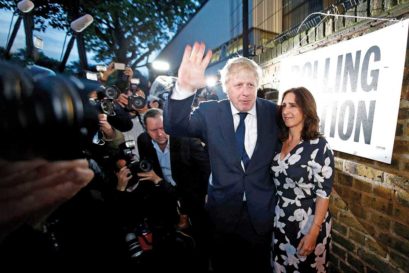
xmin=88 ymin=85 xmax=133 ymax=136
xmin=0 ymin=60 xmax=136 ymax=269
xmin=112 ymin=155 xmax=177 ymax=270
xmin=98 ymin=62 xmax=148 ymax=161
xmin=137 ymin=108 xmax=211 ymax=272
xmin=116 ymin=87 xmax=149 ymax=161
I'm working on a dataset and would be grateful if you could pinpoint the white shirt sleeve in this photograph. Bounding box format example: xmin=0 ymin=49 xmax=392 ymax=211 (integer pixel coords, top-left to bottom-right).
xmin=170 ymin=81 xmax=197 ymax=100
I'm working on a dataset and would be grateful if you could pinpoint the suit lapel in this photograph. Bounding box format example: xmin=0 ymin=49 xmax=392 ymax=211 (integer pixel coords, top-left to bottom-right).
xmin=169 ymin=136 xmax=179 ymax=173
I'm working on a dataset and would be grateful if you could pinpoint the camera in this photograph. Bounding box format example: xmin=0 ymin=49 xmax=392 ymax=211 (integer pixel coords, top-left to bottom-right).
xmin=129 ymin=78 xmax=139 ymax=93
xmin=114 ymin=62 xmax=126 ymax=70
xmin=128 ymin=159 xmax=152 ymax=175
xmin=116 ymin=141 xmax=152 ymax=190
xmin=127 ymin=93 xmax=146 ymax=111
xmin=103 ymin=85 xmax=121 ymax=100
xmin=124 ymin=220 xmax=153 ymax=259
xmin=0 ymin=61 xmax=99 ymax=160
xmin=90 ymin=85 xmax=121 ymax=116
xmin=118 ymin=141 xmax=152 ymax=175
xmin=126 ymin=78 xmax=146 ymax=111
xmin=96 ymin=65 xmax=107 ymax=72
xmin=125 ymin=231 xmax=144 ymax=259
xmin=124 ymin=159 xmax=152 ymax=191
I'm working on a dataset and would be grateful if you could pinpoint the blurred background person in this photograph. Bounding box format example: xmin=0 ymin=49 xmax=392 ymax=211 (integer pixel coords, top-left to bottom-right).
xmin=138 ymin=108 xmax=211 ymax=272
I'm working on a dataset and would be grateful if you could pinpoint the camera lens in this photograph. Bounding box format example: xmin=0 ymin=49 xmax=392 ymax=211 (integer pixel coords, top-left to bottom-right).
xmin=0 ymin=61 xmax=99 ymax=160
xmin=127 ymin=159 xmax=152 ymax=175
xmin=125 ymin=232 xmax=143 ymax=258
xmin=139 ymin=160 xmax=152 ymax=172
xmin=127 ymin=95 xmax=146 ymax=111
xmin=100 ymin=100 xmax=116 ymax=116
xmin=104 ymin=86 xmax=120 ymax=99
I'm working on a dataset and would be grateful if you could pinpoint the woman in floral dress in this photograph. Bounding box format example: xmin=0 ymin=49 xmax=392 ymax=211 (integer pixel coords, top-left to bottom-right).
xmin=271 ymin=87 xmax=334 ymax=273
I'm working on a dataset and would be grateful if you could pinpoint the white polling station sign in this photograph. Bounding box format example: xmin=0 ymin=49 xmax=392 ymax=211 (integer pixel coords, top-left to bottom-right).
xmin=278 ymin=19 xmax=409 ymax=164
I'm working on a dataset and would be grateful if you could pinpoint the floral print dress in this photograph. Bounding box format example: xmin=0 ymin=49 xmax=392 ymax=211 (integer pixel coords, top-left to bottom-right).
xmin=270 ymin=137 xmax=334 ymax=273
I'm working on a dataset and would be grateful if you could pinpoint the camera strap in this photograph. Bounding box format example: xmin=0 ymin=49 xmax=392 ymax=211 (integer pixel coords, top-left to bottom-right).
xmin=92 ymin=131 xmax=105 ymax=145
xmin=136 ymin=113 xmax=146 ymax=131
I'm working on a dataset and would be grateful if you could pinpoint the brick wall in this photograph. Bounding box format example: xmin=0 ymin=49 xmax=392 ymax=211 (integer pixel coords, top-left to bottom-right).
xmin=258 ymin=0 xmax=409 ymax=272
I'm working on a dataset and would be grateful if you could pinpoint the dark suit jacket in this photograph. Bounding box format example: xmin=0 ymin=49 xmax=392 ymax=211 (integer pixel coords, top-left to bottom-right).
xmin=164 ymin=96 xmax=278 ymax=236
xmin=137 ymin=132 xmax=210 ymax=217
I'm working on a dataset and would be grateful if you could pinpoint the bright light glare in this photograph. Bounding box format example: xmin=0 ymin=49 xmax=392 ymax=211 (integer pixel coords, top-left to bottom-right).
xmin=206 ymin=76 xmax=218 ymax=87
xmin=152 ymin=60 xmax=170 ymax=71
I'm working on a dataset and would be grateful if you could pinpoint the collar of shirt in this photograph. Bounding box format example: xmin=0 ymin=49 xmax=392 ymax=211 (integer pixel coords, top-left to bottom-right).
xmin=151 ymin=138 xmax=170 ymax=154
xmin=229 ymin=101 xmax=258 ymax=159
xmin=230 ymin=101 xmax=257 ymax=131
xmin=229 ymin=101 xmax=257 ymax=119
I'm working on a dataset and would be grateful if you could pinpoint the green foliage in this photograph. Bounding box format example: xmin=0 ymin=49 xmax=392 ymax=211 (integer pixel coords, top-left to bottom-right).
xmin=0 ymin=0 xmax=200 ymax=69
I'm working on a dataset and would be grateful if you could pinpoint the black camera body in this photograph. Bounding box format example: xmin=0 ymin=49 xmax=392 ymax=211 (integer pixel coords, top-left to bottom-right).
xmin=128 ymin=159 xmax=152 ymax=175
xmin=127 ymin=94 xmax=146 ymax=111
xmin=104 ymin=85 xmax=121 ymax=99
xmin=126 ymin=80 xmax=147 ymax=111
xmin=116 ymin=141 xmax=152 ymax=190
xmin=117 ymin=141 xmax=152 ymax=175
xmin=0 ymin=61 xmax=99 ymax=160
xmin=91 ymin=85 xmax=121 ymax=116
xmin=124 ymin=159 xmax=152 ymax=191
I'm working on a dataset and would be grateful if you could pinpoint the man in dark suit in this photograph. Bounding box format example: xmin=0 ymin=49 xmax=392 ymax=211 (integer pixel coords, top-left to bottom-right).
xmin=163 ymin=42 xmax=279 ymax=273
xmin=136 ymin=108 xmax=211 ymax=272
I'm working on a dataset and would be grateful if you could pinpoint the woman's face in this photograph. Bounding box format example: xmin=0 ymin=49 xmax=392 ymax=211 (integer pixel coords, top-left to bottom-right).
xmin=281 ymin=92 xmax=304 ymax=131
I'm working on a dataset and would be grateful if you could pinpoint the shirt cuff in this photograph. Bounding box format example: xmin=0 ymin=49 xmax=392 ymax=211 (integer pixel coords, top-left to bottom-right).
xmin=171 ymin=81 xmax=196 ymax=100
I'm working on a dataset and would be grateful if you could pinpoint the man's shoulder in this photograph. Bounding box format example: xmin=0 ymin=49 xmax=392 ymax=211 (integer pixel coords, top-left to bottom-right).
xmin=257 ymin=97 xmax=277 ymax=106
xmin=256 ymin=98 xmax=277 ymax=112
xmin=171 ymin=136 xmax=203 ymax=147
xmin=137 ymin=131 xmax=151 ymax=142
xmin=197 ymin=99 xmax=229 ymax=111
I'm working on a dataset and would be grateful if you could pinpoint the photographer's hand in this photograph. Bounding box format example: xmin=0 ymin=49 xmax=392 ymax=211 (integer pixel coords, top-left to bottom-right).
xmin=177 ymin=42 xmax=212 ymax=92
xmin=98 ymin=113 xmax=116 ymax=140
xmin=137 ymin=170 xmax=162 ymax=185
xmin=116 ymin=93 xmax=129 ymax=108
xmin=116 ymin=165 xmax=132 ymax=192
xmin=100 ymin=62 xmax=116 ymax=82
xmin=0 ymin=158 xmax=94 ymax=242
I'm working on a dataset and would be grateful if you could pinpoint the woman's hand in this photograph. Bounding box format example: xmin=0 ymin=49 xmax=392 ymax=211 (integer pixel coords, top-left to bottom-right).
xmin=297 ymin=224 xmax=320 ymax=256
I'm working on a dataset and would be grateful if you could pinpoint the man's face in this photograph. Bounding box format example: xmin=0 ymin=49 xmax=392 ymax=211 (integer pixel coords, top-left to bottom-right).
xmin=226 ymin=68 xmax=258 ymax=112
xmin=145 ymin=116 xmax=168 ymax=146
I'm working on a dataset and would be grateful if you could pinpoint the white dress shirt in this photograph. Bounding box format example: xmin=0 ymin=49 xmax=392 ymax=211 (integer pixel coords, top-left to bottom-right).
xmin=231 ymin=103 xmax=257 ymax=160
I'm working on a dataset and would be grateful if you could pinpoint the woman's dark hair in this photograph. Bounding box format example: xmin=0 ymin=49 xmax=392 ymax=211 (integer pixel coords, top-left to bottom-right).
xmin=278 ymin=87 xmax=322 ymax=141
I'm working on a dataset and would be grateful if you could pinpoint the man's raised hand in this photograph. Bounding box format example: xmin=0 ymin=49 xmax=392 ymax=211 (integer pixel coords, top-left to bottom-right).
xmin=177 ymin=42 xmax=212 ymax=92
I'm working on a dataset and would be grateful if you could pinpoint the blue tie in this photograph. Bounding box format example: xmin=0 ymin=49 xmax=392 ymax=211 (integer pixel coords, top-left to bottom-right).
xmin=235 ymin=112 xmax=250 ymax=170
